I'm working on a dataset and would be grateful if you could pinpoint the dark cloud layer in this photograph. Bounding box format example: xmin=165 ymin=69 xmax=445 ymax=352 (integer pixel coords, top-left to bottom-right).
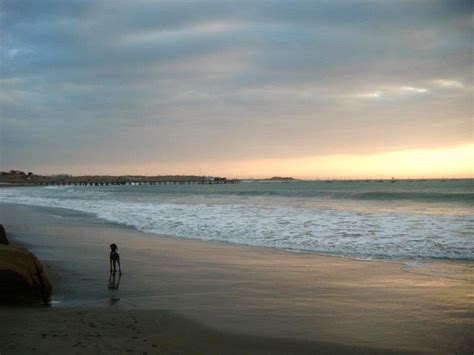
xmin=1 ymin=0 xmax=472 ymax=173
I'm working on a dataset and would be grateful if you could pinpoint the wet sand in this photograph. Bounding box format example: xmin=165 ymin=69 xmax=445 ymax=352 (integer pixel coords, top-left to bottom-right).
xmin=0 ymin=203 xmax=473 ymax=354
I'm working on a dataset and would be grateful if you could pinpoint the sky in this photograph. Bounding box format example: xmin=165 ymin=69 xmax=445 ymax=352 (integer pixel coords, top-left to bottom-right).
xmin=1 ymin=0 xmax=472 ymax=178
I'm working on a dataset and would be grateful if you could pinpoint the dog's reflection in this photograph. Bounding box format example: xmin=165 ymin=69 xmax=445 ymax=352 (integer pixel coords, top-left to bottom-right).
xmin=108 ymin=271 xmax=121 ymax=290
xmin=108 ymin=272 xmax=121 ymax=305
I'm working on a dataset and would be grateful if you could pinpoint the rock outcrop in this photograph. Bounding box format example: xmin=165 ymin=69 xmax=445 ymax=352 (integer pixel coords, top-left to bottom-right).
xmin=0 ymin=224 xmax=8 ymax=245
xmin=0 ymin=246 xmax=52 ymax=304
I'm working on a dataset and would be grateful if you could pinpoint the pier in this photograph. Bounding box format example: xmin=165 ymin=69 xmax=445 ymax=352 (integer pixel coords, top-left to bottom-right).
xmin=34 ymin=179 xmax=239 ymax=186
xmin=0 ymin=171 xmax=240 ymax=186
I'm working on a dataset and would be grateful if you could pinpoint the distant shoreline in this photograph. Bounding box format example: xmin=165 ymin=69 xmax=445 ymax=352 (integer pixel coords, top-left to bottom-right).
xmin=0 ymin=172 xmax=240 ymax=186
xmin=2 ymin=170 xmax=472 ymax=186
xmin=1 ymin=177 xmax=473 ymax=187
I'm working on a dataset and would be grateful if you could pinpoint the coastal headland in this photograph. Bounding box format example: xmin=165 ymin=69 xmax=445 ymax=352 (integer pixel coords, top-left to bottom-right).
xmin=0 ymin=203 xmax=472 ymax=354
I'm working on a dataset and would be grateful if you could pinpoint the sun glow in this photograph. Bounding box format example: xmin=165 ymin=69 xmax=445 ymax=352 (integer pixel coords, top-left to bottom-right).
xmin=193 ymin=143 xmax=474 ymax=179
xmin=39 ymin=144 xmax=473 ymax=179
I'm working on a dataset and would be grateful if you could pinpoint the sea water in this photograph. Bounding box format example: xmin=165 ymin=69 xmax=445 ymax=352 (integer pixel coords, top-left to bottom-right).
xmin=1 ymin=179 xmax=473 ymax=260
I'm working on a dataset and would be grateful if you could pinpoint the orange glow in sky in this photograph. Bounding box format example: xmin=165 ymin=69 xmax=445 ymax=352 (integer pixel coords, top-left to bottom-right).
xmin=58 ymin=143 xmax=473 ymax=179
xmin=200 ymin=143 xmax=474 ymax=179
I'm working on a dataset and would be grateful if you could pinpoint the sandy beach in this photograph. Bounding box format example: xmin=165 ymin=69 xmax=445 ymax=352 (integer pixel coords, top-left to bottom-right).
xmin=0 ymin=203 xmax=473 ymax=354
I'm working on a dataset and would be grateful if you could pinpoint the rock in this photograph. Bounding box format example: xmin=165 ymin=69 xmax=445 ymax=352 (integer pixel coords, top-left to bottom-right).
xmin=0 ymin=245 xmax=52 ymax=304
xmin=0 ymin=224 xmax=8 ymax=245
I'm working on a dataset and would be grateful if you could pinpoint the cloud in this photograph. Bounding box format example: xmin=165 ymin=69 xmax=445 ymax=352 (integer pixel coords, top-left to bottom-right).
xmin=349 ymin=86 xmax=429 ymax=100
xmin=0 ymin=0 xmax=472 ymax=174
xmin=432 ymin=79 xmax=464 ymax=88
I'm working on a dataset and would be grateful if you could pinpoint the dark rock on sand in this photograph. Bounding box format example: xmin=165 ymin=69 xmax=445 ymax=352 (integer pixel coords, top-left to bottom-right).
xmin=0 ymin=245 xmax=52 ymax=304
xmin=0 ymin=224 xmax=8 ymax=245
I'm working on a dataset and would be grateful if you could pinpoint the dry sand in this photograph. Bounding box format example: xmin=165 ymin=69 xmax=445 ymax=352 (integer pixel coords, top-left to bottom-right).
xmin=0 ymin=203 xmax=472 ymax=354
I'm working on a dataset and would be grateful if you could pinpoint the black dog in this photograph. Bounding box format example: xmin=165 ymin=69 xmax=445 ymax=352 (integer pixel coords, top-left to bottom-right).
xmin=109 ymin=243 xmax=122 ymax=274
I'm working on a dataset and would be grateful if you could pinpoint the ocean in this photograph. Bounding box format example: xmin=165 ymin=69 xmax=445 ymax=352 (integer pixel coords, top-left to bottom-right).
xmin=1 ymin=179 xmax=473 ymax=260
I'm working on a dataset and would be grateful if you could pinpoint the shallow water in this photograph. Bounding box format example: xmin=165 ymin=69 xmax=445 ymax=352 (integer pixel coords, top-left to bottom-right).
xmin=1 ymin=179 xmax=473 ymax=260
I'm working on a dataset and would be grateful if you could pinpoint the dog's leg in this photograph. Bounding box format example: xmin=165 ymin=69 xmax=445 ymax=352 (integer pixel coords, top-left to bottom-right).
xmin=117 ymin=258 xmax=122 ymax=275
xmin=110 ymin=258 xmax=113 ymax=273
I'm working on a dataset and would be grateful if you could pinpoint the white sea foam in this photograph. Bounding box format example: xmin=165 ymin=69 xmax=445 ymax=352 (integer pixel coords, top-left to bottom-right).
xmin=1 ymin=186 xmax=473 ymax=260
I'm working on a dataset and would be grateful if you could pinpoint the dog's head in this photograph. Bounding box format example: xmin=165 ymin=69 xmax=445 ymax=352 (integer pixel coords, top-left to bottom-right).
xmin=110 ymin=243 xmax=118 ymax=251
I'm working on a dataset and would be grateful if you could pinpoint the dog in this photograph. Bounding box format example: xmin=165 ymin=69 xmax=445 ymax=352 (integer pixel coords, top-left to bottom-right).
xmin=109 ymin=243 xmax=122 ymax=274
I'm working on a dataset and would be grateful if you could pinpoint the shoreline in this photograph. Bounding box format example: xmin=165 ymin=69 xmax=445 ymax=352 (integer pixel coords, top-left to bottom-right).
xmin=5 ymin=200 xmax=474 ymax=282
xmin=1 ymin=199 xmax=472 ymax=264
xmin=0 ymin=203 xmax=473 ymax=353
xmin=9 ymin=203 xmax=474 ymax=268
